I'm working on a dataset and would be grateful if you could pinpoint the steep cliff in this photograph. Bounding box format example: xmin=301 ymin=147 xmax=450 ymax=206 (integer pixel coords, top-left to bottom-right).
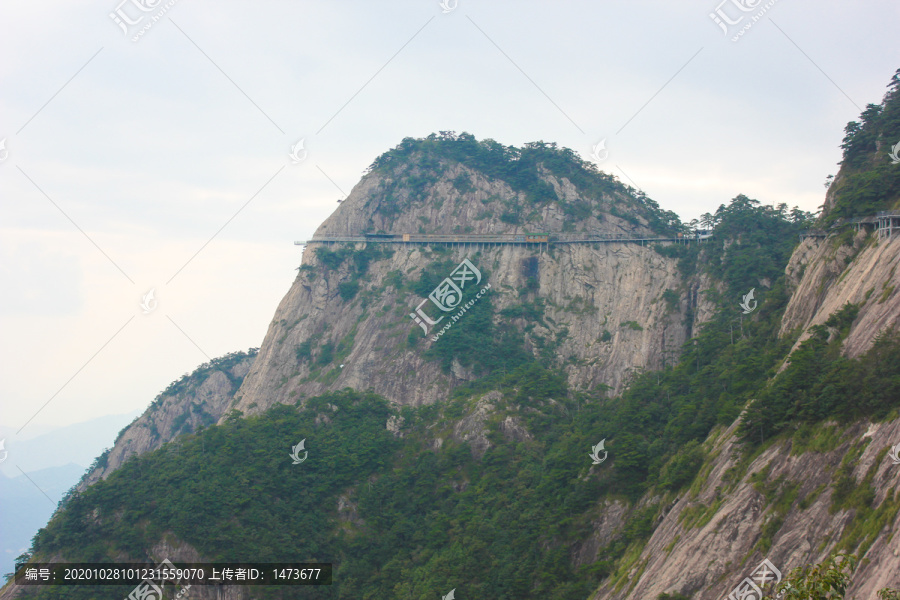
xmin=580 ymin=71 xmax=900 ymax=599
xmin=7 ymin=119 xmax=900 ymax=600
xmin=587 ymin=417 xmax=900 ymax=600
xmin=780 ymin=231 xmax=900 ymax=359
xmin=75 ymin=351 xmax=255 ymax=490
xmin=231 ymin=137 xmax=696 ymax=419
xmin=778 ymin=64 xmax=900 ymax=357
xmin=62 ymin=135 xmax=705 ymax=529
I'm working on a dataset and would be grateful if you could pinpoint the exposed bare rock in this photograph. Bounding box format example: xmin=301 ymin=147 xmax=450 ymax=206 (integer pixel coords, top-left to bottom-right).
xmin=780 ymin=231 xmax=900 ymax=358
xmin=572 ymin=500 xmax=629 ymax=568
xmin=231 ymin=165 xmax=703 ymax=420
xmin=386 ymin=414 xmax=405 ymax=437
xmin=337 ymin=490 xmax=364 ymax=529
xmin=77 ymin=354 xmax=255 ymax=491
xmin=589 ymin=418 xmax=900 ymax=600
xmin=452 ymin=391 xmax=501 ymax=458
xmin=499 ymin=415 xmax=532 ymax=443
xmin=690 ymin=273 xmax=720 ymax=339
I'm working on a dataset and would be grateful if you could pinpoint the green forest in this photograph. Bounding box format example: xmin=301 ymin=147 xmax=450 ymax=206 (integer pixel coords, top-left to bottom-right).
xmin=9 ymin=75 xmax=900 ymax=599
xmin=11 ymin=191 xmax=900 ymax=600
xmin=824 ymin=68 xmax=900 ymax=224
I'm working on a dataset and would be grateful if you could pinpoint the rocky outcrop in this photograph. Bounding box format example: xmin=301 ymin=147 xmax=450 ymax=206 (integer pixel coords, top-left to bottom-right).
xmin=573 ymin=500 xmax=630 ymax=568
xmin=314 ymin=163 xmax=651 ymax=239
xmin=780 ymin=230 xmax=900 ymax=358
xmin=590 ymin=417 xmax=900 ymax=599
xmin=231 ymin=163 xmax=699 ymax=419
xmin=452 ymin=391 xmax=501 ymax=458
xmin=77 ymin=355 xmax=254 ymax=490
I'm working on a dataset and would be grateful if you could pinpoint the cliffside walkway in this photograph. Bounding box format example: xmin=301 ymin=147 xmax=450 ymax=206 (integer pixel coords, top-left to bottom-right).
xmin=294 ymin=232 xmax=713 ymax=249
xmin=800 ymin=211 xmax=900 ymax=241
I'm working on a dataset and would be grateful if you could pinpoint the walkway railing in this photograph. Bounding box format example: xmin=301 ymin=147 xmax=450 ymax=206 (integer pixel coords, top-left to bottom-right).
xmin=294 ymin=232 xmax=713 ymax=247
xmin=800 ymin=211 xmax=900 ymax=241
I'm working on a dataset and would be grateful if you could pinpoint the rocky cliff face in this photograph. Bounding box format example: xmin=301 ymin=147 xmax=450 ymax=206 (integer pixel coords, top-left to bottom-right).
xmin=72 ymin=148 xmax=700 ymax=491
xmin=28 ymin=136 xmax=900 ymax=600
xmin=587 ymin=417 xmax=900 ymax=599
xmin=583 ymin=222 xmax=900 ymax=598
xmin=780 ymin=230 xmax=900 ymax=358
xmin=230 ymin=160 xmax=695 ymax=420
xmin=76 ymin=354 xmax=254 ymax=490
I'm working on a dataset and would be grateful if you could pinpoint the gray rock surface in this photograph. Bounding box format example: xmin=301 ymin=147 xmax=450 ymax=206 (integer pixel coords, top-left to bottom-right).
xmin=781 ymin=231 xmax=900 ymax=359
xmin=76 ymin=356 xmax=254 ymax=490
xmin=587 ymin=418 xmax=900 ymax=599
xmin=231 ymin=164 xmax=696 ymax=419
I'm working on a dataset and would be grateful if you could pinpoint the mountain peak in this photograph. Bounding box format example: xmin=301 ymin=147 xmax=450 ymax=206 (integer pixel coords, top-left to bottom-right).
xmin=315 ymin=132 xmax=682 ymax=239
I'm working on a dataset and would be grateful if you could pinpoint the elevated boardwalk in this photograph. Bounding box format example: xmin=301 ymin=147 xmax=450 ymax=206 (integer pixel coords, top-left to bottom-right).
xmin=876 ymin=211 xmax=900 ymax=239
xmin=800 ymin=211 xmax=900 ymax=241
xmin=294 ymin=232 xmax=713 ymax=249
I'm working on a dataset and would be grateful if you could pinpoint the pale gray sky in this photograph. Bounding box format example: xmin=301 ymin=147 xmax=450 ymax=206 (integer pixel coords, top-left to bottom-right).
xmin=1 ymin=0 xmax=897 ymax=432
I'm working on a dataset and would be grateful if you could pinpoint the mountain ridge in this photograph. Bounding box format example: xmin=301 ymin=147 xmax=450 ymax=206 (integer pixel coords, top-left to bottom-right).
xmin=230 ymin=134 xmax=702 ymax=423
xmin=5 ymin=94 xmax=900 ymax=599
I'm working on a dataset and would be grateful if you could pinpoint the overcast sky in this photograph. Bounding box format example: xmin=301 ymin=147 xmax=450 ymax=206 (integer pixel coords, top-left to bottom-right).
xmin=1 ymin=1 xmax=897 ymax=438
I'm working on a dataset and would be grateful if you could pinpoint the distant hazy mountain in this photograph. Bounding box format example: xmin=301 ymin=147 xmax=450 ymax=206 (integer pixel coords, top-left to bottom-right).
xmin=0 ymin=410 xmax=140 ymax=579
xmin=0 ymin=410 xmax=140 ymax=478
xmin=0 ymin=462 xmax=84 ymax=578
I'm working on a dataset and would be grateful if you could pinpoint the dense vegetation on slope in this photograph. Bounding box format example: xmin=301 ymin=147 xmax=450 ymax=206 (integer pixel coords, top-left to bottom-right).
xmin=591 ymin=196 xmax=813 ymax=495
xmin=14 ymin=318 xmax=900 ymax=600
xmin=21 ymin=196 xmax=893 ymax=600
xmin=742 ymin=309 xmax=900 ymax=441
xmin=17 ymin=391 xmax=397 ymax=600
xmin=13 ymin=89 xmax=900 ymax=596
xmin=14 ymin=375 xmax=626 ymax=600
xmin=824 ymin=68 xmax=900 ymax=225
xmin=366 ymin=131 xmax=683 ymax=235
